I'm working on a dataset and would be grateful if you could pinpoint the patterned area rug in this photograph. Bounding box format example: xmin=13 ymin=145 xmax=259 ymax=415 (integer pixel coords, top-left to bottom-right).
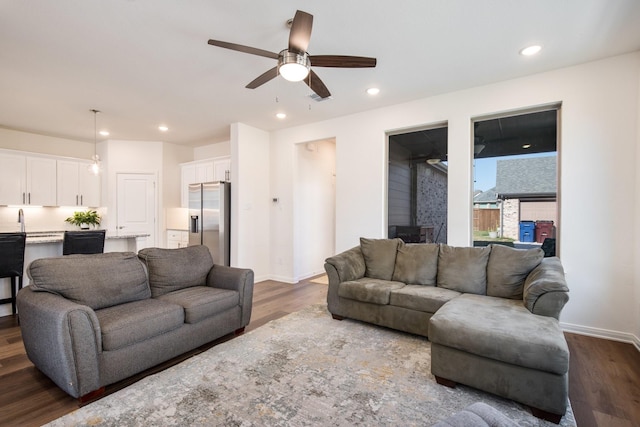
xmin=47 ymin=304 xmax=575 ymax=426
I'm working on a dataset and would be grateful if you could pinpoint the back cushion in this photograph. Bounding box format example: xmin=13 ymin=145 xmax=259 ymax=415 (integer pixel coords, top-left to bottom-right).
xmin=138 ymin=246 xmax=214 ymax=297
xmin=392 ymin=242 xmax=439 ymax=285
xmin=28 ymin=252 xmax=150 ymax=310
xmin=360 ymin=238 xmax=402 ymax=281
xmin=486 ymin=244 xmax=544 ymax=299
xmin=437 ymin=244 xmax=491 ymax=295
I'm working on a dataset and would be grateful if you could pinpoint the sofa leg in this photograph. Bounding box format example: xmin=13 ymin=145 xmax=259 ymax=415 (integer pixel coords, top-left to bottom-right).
xmin=331 ymin=314 xmax=345 ymax=321
xmin=235 ymin=327 xmax=245 ymax=335
xmin=529 ymin=406 xmax=562 ymax=424
xmin=434 ymin=375 xmax=457 ymax=388
xmin=78 ymin=387 xmax=105 ymax=405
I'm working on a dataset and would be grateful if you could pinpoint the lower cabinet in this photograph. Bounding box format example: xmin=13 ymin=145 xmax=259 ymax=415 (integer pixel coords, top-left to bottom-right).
xmin=166 ymin=230 xmax=189 ymax=248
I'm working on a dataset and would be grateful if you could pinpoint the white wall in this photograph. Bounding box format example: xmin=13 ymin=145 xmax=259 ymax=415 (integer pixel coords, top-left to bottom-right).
xmin=267 ymin=52 xmax=640 ymax=346
xmin=293 ymin=140 xmax=336 ymax=281
xmin=194 ymin=140 xmax=231 ymax=160
xmin=0 ymin=127 xmax=94 ymax=158
xmin=231 ymin=123 xmax=270 ymax=281
xmin=635 ymin=66 xmax=640 ymax=344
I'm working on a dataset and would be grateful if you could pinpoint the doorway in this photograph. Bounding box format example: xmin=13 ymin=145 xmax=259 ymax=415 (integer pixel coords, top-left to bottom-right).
xmin=116 ymin=173 xmax=157 ymax=249
xmin=293 ymin=139 xmax=336 ymax=280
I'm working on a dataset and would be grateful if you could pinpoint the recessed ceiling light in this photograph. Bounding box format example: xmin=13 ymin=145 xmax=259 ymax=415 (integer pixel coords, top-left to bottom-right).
xmin=276 ymin=112 xmax=287 ymax=119
xmin=99 ymin=130 xmax=110 ymax=136
xmin=158 ymin=125 xmax=169 ymax=132
xmin=522 ymin=144 xmax=532 ymax=149
xmin=520 ymin=45 xmax=542 ymax=56
xmin=366 ymin=87 xmax=380 ymax=95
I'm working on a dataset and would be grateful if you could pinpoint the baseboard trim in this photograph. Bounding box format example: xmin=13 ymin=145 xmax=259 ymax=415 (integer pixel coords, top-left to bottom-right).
xmin=561 ymin=322 xmax=640 ymax=352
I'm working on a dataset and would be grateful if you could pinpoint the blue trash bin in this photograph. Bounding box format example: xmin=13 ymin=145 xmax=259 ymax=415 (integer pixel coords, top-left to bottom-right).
xmin=519 ymin=221 xmax=536 ymax=242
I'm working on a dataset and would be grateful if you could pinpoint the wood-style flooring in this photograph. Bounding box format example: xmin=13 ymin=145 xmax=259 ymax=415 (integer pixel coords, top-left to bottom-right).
xmin=1 ymin=277 xmax=639 ymax=426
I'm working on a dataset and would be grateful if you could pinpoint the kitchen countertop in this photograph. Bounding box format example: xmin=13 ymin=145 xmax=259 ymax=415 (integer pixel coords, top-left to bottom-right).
xmin=25 ymin=231 xmax=150 ymax=245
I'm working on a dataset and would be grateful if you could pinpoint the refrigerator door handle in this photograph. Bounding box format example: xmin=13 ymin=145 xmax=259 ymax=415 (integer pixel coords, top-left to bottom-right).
xmin=190 ymin=215 xmax=199 ymax=233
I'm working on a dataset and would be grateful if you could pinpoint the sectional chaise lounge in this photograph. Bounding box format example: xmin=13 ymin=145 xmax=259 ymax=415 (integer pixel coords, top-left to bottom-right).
xmin=325 ymin=238 xmax=570 ymax=423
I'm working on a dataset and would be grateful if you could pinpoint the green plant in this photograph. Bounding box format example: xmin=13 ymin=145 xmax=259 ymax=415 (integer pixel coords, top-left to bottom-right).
xmin=65 ymin=210 xmax=101 ymax=227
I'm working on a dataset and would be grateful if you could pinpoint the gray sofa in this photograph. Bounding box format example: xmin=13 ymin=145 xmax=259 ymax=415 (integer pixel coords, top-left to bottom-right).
xmin=17 ymin=246 xmax=254 ymax=401
xmin=325 ymin=238 xmax=570 ymax=423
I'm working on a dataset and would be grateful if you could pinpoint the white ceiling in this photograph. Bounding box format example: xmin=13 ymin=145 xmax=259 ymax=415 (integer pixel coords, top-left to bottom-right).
xmin=1 ymin=1 xmax=640 ymax=146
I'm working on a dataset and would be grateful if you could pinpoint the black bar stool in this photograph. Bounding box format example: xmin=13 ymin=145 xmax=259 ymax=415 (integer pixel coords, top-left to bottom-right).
xmin=63 ymin=230 xmax=106 ymax=255
xmin=0 ymin=232 xmax=27 ymax=315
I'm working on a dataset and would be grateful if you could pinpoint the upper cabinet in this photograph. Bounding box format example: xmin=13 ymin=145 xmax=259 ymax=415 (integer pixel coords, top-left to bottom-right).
xmin=180 ymin=157 xmax=230 ymax=207
xmin=57 ymin=160 xmax=101 ymax=207
xmin=213 ymin=157 xmax=231 ymax=182
xmin=0 ymin=153 xmax=56 ymax=206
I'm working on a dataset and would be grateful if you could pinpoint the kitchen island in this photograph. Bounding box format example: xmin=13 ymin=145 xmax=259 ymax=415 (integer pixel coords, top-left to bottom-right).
xmin=0 ymin=231 xmax=150 ymax=317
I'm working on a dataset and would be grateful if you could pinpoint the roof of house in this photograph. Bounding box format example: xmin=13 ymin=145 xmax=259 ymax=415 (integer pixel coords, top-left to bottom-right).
xmin=495 ymin=156 xmax=557 ymax=198
xmin=473 ymin=187 xmax=498 ymax=203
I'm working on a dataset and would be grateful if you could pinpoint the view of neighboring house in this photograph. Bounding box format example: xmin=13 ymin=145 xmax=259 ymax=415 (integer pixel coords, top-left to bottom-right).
xmin=474 ymin=155 xmax=557 ymax=241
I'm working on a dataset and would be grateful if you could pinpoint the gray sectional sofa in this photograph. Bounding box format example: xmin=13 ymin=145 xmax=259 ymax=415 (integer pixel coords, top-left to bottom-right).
xmin=325 ymin=238 xmax=570 ymax=423
xmin=17 ymin=246 xmax=254 ymax=401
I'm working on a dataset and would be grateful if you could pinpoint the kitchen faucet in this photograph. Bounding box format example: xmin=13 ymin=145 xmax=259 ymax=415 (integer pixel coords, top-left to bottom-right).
xmin=18 ymin=208 xmax=25 ymax=233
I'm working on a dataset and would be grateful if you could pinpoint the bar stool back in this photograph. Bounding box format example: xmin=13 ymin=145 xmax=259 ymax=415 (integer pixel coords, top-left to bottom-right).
xmin=63 ymin=230 xmax=106 ymax=255
xmin=0 ymin=232 xmax=27 ymax=315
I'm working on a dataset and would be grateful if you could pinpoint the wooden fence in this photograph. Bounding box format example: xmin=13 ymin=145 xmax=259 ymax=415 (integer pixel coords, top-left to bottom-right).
xmin=473 ymin=208 xmax=500 ymax=232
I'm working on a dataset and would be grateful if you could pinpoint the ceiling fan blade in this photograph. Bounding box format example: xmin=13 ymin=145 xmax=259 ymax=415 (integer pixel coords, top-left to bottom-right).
xmin=208 ymin=39 xmax=278 ymax=60
xmin=288 ymin=10 xmax=313 ymax=54
xmin=246 ymin=67 xmax=279 ymax=89
xmin=305 ymin=70 xmax=331 ymax=99
xmin=309 ymin=55 xmax=377 ymax=68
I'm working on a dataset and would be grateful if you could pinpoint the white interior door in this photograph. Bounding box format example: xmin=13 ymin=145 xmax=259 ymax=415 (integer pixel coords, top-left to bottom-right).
xmin=117 ymin=173 xmax=156 ymax=249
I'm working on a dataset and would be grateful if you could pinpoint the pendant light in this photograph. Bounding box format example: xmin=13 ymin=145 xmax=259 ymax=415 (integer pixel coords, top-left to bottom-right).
xmin=89 ymin=109 xmax=101 ymax=175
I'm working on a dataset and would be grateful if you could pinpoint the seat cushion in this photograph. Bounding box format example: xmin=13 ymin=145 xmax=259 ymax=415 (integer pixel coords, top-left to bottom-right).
xmin=96 ymin=299 xmax=184 ymax=351
xmin=28 ymin=252 xmax=150 ymax=310
xmin=437 ymin=244 xmax=491 ymax=295
xmin=338 ymin=278 xmax=405 ymax=304
xmin=138 ymin=246 xmax=214 ymax=297
xmin=486 ymin=244 xmax=543 ymax=299
xmin=359 ymin=237 xmax=402 ymax=281
xmin=389 ymin=285 xmax=461 ymax=313
xmin=157 ymin=286 xmax=239 ymax=324
xmin=428 ymin=294 xmax=569 ymax=375
xmin=391 ymin=242 xmax=439 ymax=285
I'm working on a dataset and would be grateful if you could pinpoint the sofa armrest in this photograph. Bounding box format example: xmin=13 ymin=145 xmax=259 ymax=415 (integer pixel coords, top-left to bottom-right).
xmin=207 ymin=265 xmax=255 ymax=327
xmin=523 ymin=257 xmax=569 ymax=320
xmin=16 ymin=286 xmax=102 ymax=398
xmin=325 ymin=246 xmax=366 ymax=283
xmin=324 ymin=246 xmax=366 ymax=315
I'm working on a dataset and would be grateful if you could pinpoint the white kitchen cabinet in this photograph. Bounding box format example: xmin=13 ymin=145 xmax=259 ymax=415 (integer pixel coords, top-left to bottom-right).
xmin=0 ymin=153 xmax=56 ymax=206
xmin=180 ymin=160 xmax=215 ymax=208
xmin=213 ymin=157 xmax=231 ymax=182
xmin=166 ymin=229 xmax=189 ymax=248
xmin=57 ymin=160 xmax=101 ymax=207
xmin=0 ymin=153 xmax=26 ymax=205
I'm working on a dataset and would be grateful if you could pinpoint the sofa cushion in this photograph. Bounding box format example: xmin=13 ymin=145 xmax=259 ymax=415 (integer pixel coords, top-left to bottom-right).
xmin=28 ymin=252 xmax=150 ymax=310
xmin=138 ymin=246 xmax=214 ymax=297
xmin=428 ymin=294 xmax=569 ymax=375
xmin=391 ymin=242 xmax=439 ymax=285
xmin=437 ymin=245 xmax=491 ymax=295
xmin=157 ymin=286 xmax=239 ymax=324
xmin=486 ymin=244 xmax=544 ymax=299
xmin=359 ymin=237 xmax=402 ymax=281
xmin=389 ymin=285 xmax=461 ymax=313
xmin=523 ymin=257 xmax=569 ymax=315
xmin=338 ymin=278 xmax=405 ymax=304
xmin=96 ymin=299 xmax=184 ymax=351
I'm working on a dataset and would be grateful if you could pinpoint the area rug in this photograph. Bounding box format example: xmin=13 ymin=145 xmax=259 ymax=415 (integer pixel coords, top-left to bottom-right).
xmin=47 ymin=304 xmax=575 ymax=426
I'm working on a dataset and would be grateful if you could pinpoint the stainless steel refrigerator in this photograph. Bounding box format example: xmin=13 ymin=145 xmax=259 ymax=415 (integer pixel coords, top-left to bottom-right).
xmin=188 ymin=181 xmax=230 ymax=266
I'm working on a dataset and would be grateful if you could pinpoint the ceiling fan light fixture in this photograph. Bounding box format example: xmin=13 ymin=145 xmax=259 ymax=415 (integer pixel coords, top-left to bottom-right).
xmin=278 ymin=50 xmax=310 ymax=82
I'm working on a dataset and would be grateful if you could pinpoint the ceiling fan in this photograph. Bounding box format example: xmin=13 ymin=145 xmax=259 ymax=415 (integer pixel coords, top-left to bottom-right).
xmin=207 ymin=10 xmax=377 ymax=99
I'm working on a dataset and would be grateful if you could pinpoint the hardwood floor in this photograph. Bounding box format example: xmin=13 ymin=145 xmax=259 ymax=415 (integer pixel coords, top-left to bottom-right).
xmin=1 ymin=277 xmax=639 ymax=426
